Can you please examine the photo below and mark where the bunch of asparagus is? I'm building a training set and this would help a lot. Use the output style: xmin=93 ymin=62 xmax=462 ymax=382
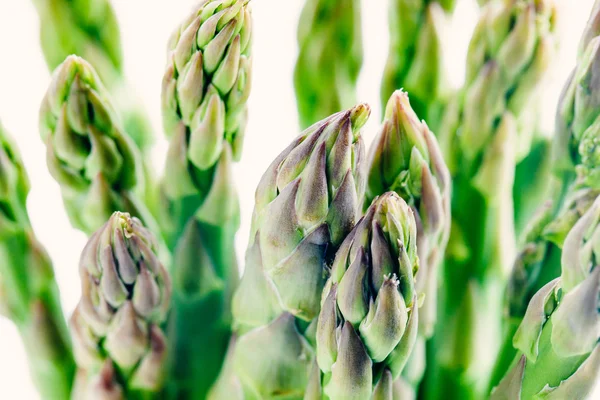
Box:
xmin=1 ymin=0 xmax=599 ymax=399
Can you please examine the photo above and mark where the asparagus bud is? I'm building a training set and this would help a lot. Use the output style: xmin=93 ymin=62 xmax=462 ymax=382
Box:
xmin=71 ymin=212 xmax=171 ymax=397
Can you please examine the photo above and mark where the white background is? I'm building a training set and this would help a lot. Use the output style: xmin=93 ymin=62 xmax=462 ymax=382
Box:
xmin=0 ymin=0 xmax=595 ymax=398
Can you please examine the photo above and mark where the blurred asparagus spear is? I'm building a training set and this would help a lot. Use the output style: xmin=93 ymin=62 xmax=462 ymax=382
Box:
xmin=31 ymin=0 xmax=154 ymax=153
xmin=381 ymin=0 xmax=456 ymax=131
xmin=491 ymin=5 xmax=600 ymax=388
xmin=38 ymin=56 xmax=159 ymax=239
xmin=428 ymin=1 xmax=557 ymax=398
xmin=294 ymin=0 xmax=363 ymax=128
xmin=159 ymin=1 xmax=252 ymax=397
xmin=0 ymin=121 xmax=74 ymax=399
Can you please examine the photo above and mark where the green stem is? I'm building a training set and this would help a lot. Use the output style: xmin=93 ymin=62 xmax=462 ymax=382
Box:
xmin=1 ymin=233 xmax=74 ymax=399
xmin=513 ymin=138 xmax=552 ymax=237
xmin=427 ymin=172 xmax=513 ymax=399
xmin=166 ymin=218 xmax=238 ymax=399
xmin=488 ymin=318 xmax=521 ymax=393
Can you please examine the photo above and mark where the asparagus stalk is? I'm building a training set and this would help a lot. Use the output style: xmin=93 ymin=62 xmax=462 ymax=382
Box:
xmin=491 ymin=205 xmax=600 ymax=399
xmin=492 ymin=6 xmax=600 ymax=388
xmin=513 ymin=136 xmax=553 ymax=236
xmin=70 ymin=212 xmax=171 ymax=399
xmin=31 ymin=0 xmax=154 ymax=153
xmin=209 ymin=105 xmax=368 ymax=398
xmin=316 ymin=192 xmax=420 ymax=399
xmin=159 ymin=1 xmax=252 ymax=397
xmin=0 ymin=122 xmax=75 ymax=399
xmin=38 ymin=56 xmax=157 ymax=238
xmin=365 ymin=90 xmax=451 ymax=393
xmin=428 ymin=1 xmax=557 ymax=398
xmin=294 ymin=0 xmax=363 ymax=128
xmin=381 ymin=0 xmax=456 ymax=131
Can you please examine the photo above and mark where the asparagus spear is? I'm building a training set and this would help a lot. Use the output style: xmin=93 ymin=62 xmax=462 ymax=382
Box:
xmin=31 ymin=0 xmax=153 ymax=153
xmin=492 ymin=6 xmax=600 ymax=387
xmin=381 ymin=0 xmax=456 ymax=131
xmin=70 ymin=212 xmax=171 ymax=399
xmin=294 ymin=0 xmax=363 ymax=128
xmin=316 ymin=192 xmax=420 ymax=399
xmin=38 ymin=56 xmax=157 ymax=238
xmin=365 ymin=90 xmax=451 ymax=393
xmin=553 ymin=36 xmax=600 ymax=194
xmin=491 ymin=204 xmax=600 ymax=399
xmin=209 ymin=105 xmax=368 ymax=398
xmin=159 ymin=1 xmax=252 ymax=397
xmin=428 ymin=1 xmax=557 ymax=398
xmin=0 ymin=122 xmax=75 ymax=399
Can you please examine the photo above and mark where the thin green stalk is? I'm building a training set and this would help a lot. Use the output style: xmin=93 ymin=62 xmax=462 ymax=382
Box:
xmin=0 ymin=122 xmax=74 ymax=399
xmin=513 ymin=137 xmax=553 ymax=236
xmin=294 ymin=0 xmax=362 ymax=128
xmin=381 ymin=0 xmax=456 ymax=131
xmin=159 ymin=1 xmax=252 ymax=397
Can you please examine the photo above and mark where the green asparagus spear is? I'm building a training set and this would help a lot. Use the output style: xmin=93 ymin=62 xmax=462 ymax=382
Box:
xmin=31 ymin=0 xmax=153 ymax=153
xmin=492 ymin=4 xmax=600 ymax=387
xmin=428 ymin=1 xmax=557 ymax=398
xmin=365 ymin=90 xmax=451 ymax=393
xmin=210 ymin=104 xmax=368 ymax=398
xmin=316 ymin=192 xmax=420 ymax=399
xmin=0 ymin=122 xmax=75 ymax=399
xmin=39 ymin=56 xmax=157 ymax=238
xmin=70 ymin=212 xmax=171 ymax=399
xmin=381 ymin=0 xmax=456 ymax=131
xmin=294 ymin=0 xmax=363 ymax=128
xmin=159 ymin=1 xmax=252 ymax=397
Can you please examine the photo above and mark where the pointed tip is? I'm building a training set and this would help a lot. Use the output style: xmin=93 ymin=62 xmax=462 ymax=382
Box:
xmin=349 ymin=103 xmax=371 ymax=131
